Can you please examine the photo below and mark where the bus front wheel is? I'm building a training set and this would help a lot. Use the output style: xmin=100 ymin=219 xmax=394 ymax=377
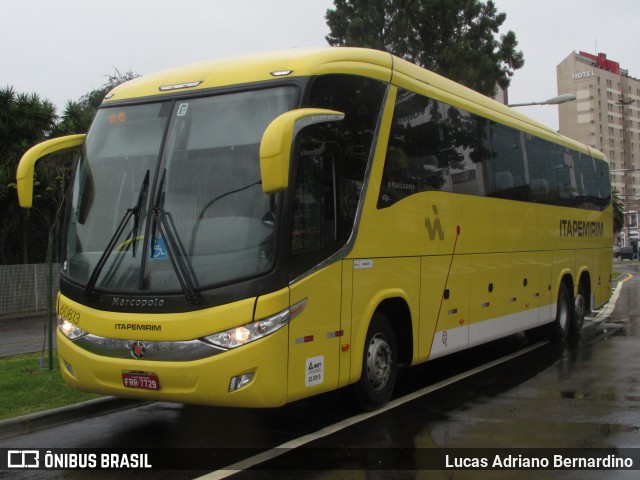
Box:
xmin=354 ymin=313 xmax=398 ymax=411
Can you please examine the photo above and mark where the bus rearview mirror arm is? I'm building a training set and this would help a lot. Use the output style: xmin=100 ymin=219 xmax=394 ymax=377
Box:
xmin=259 ymin=108 xmax=345 ymax=194
xmin=16 ymin=134 xmax=86 ymax=208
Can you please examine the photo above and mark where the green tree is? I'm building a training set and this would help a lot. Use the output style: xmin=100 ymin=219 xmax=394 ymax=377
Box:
xmin=0 ymin=70 xmax=138 ymax=264
xmin=55 ymin=69 xmax=138 ymax=135
xmin=0 ymin=87 xmax=57 ymax=264
xmin=612 ymin=189 xmax=624 ymax=235
xmin=325 ymin=0 xmax=524 ymax=97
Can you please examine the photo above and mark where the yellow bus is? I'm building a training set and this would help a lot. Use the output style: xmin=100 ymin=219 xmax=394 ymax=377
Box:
xmin=17 ymin=48 xmax=612 ymax=410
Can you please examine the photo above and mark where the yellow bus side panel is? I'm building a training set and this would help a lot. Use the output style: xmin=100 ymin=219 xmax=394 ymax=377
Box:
xmin=349 ymin=257 xmax=420 ymax=384
xmin=420 ymin=254 xmax=470 ymax=361
xmin=598 ymin=247 xmax=613 ymax=307
xmin=470 ymin=253 xmax=510 ymax=324
xmin=287 ymin=262 xmax=343 ymax=403
xmin=339 ymin=261 xmax=354 ymax=388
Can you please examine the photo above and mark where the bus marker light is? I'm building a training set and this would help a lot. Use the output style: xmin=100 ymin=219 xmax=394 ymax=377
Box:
xmin=294 ymin=335 xmax=314 ymax=344
xmin=458 ymin=319 xmax=465 ymax=325
xmin=159 ymin=81 xmax=203 ymax=91
xmin=341 ymin=344 xmax=349 ymax=352
xmin=270 ymin=70 xmax=293 ymax=77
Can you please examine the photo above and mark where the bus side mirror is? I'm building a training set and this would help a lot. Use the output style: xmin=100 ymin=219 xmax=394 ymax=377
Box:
xmin=259 ymin=108 xmax=344 ymax=194
xmin=16 ymin=134 xmax=86 ymax=208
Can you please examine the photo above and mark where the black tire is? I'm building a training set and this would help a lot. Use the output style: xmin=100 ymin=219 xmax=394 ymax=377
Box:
xmin=354 ymin=313 xmax=398 ymax=411
xmin=548 ymin=282 xmax=572 ymax=342
xmin=571 ymin=282 xmax=586 ymax=334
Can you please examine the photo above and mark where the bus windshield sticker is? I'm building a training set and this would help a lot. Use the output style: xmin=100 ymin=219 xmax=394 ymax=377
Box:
xmin=150 ymin=236 xmax=168 ymax=260
xmin=177 ymin=103 xmax=189 ymax=117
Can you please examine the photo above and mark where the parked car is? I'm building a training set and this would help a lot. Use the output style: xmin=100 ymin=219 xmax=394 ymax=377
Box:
xmin=613 ymin=245 xmax=634 ymax=261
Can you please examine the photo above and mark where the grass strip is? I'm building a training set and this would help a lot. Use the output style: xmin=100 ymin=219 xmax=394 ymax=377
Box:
xmin=0 ymin=350 xmax=100 ymax=420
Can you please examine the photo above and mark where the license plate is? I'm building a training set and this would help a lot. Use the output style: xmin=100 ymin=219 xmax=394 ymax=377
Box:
xmin=122 ymin=372 xmax=160 ymax=390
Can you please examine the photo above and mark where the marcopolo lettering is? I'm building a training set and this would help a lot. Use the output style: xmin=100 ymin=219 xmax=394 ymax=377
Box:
xmin=112 ymin=297 xmax=165 ymax=308
xmin=560 ymin=219 xmax=604 ymax=237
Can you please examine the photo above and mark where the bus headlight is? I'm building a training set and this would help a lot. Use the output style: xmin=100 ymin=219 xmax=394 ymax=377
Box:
xmin=204 ymin=298 xmax=307 ymax=349
xmin=57 ymin=315 xmax=88 ymax=340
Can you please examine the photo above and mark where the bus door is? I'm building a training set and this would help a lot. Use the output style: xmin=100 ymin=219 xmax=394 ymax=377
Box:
xmin=284 ymin=136 xmax=348 ymax=403
xmin=287 ymin=263 xmax=343 ymax=403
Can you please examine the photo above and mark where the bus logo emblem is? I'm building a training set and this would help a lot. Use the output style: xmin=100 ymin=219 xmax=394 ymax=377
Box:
xmin=425 ymin=205 xmax=444 ymax=241
xmin=130 ymin=341 xmax=146 ymax=359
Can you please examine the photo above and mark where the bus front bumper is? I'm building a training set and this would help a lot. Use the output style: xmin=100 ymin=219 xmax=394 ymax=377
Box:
xmin=56 ymin=326 xmax=289 ymax=408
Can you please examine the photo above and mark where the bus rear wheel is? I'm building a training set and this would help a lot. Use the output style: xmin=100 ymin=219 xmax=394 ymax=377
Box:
xmin=549 ymin=282 xmax=572 ymax=342
xmin=571 ymin=283 xmax=587 ymax=334
xmin=354 ymin=313 xmax=398 ymax=411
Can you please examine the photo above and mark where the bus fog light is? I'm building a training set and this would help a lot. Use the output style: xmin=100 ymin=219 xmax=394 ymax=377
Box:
xmin=64 ymin=359 xmax=76 ymax=377
xmin=229 ymin=372 xmax=254 ymax=392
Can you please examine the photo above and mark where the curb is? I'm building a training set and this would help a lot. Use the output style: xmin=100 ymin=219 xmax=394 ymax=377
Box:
xmin=0 ymin=396 xmax=147 ymax=441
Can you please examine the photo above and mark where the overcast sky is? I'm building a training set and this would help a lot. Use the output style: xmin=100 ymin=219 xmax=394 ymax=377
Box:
xmin=3 ymin=1 xmax=639 ymax=131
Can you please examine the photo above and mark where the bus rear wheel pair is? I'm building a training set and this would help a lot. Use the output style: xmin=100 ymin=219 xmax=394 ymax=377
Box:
xmin=548 ymin=281 xmax=587 ymax=342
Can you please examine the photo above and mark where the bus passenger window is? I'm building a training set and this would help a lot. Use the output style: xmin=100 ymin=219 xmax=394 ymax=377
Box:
xmin=444 ymin=106 xmax=490 ymax=197
xmin=378 ymin=90 xmax=449 ymax=208
xmin=487 ymin=122 xmax=528 ymax=200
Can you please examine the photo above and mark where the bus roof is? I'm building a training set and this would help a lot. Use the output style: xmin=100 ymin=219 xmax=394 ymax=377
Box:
xmin=103 ymin=48 xmax=393 ymax=102
xmin=103 ymin=47 xmax=605 ymax=160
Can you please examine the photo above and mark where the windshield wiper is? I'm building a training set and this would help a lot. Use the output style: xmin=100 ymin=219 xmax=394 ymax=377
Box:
xmin=129 ymin=170 xmax=150 ymax=257
xmin=150 ymin=169 xmax=202 ymax=305
xmin=83 ymin=171 xmax=150 ymax=300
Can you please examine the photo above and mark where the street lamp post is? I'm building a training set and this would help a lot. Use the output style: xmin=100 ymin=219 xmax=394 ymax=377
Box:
xmin=508 ymin=94 xmax=576 ymax=108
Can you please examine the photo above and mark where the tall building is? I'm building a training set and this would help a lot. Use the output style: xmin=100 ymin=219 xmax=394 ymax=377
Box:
xmin=557 ymin=51 xmax=640 ymax=246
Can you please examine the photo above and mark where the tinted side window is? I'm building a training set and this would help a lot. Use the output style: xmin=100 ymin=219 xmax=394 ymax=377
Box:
xmin=525 ymin=134 xmax=559 ymax=204
xmin=443 ymin=105 xmax=490 ymax=196
xmin=379 ymin=90 xmax=450 ymax=208
xmin=377 ymin=88 xmax=611 ymax=211
xmin=379 ymin=89 xmax=492 ymax=208
xmin=488 ymin=122 xmax=528 ymax=200
xmin=288 ymin=75 xmax=386 ymax=278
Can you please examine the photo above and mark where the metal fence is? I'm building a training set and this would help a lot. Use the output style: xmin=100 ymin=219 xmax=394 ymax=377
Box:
xmin=0 ymin=264 xmax=60 ymax=316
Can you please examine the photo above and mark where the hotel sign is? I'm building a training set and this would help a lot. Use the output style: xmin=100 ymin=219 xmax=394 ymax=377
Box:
xmin=573 ymin=70 xmax=597 ymax=80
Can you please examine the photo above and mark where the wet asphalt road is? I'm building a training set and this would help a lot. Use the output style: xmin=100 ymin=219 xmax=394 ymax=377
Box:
xmin=2 ymin=263 xmax=640 ymax=479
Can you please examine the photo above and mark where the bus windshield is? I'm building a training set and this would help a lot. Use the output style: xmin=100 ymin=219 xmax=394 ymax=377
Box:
xmin=64 ymin=86 xmax=296 ymax=295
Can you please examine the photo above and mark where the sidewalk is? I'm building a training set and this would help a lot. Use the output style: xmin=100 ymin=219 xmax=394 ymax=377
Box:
xmin=0 ymin=311 xmax=57 ymax=358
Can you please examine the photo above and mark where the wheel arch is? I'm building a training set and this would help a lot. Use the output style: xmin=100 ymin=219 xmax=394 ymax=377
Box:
xmin=576 ymin=269 xmax=592 ymax=311
xmin=350 ymin=290 xmax=415 ymax=384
